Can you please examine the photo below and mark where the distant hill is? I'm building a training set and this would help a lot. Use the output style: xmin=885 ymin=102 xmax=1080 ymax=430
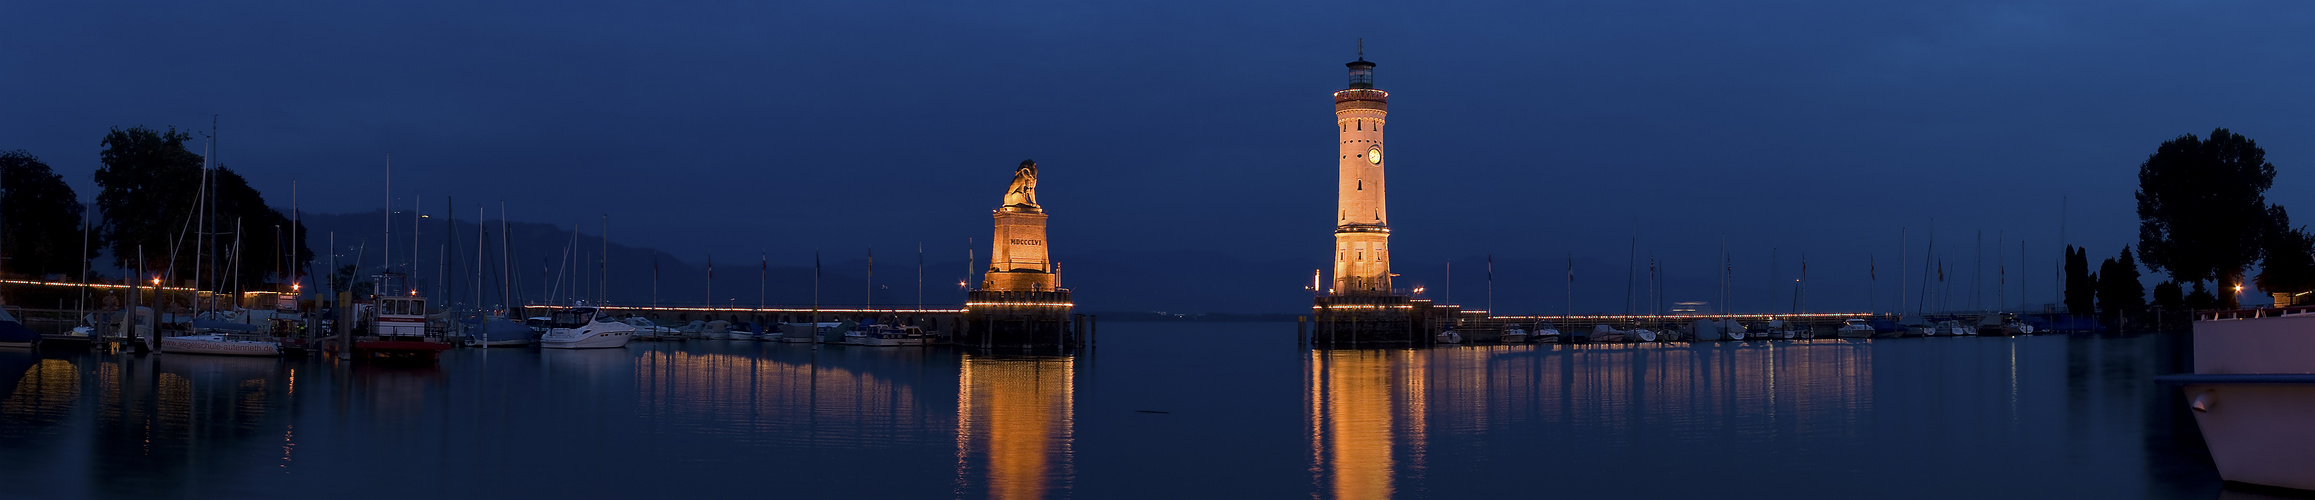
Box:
xmin=290 ymin=211 xmax=1806 ymax=315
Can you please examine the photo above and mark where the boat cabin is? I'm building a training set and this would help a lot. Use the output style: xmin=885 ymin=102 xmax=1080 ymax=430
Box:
xmin=549 ymin=307 xmax=603 ymax=329
xmin=367 ymin=296 xmax=430 ymax=338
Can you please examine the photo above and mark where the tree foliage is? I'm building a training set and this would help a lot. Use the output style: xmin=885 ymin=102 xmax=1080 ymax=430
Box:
xmin=210 ymin=167 xmax=312 ymax=288
xmin=2252 ymin=205 xmax=2315 ymax=299
xmin=0 ymin=150 xmax=94 ymax=278
xmin=2096 ymin=246 xmax=2144 ymax=316
xmin=94 ymin=126 xmax=311 ymax=289
xmin=2136 ymin=128 xmax=2274 ymax=308
xmin=2185 ymin=282 xmax=2218 ymax=310
xmin=95 ymin=127 xmax=205 ymax=275
xmin=2152 ymin=281 xmax=2184 ymax=310
xmin=2064 ymin=245 xmax=2096 ymax=315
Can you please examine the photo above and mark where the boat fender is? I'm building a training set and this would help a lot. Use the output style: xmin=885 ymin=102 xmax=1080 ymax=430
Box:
xmin=2190 ymin=391 xmax=2215 ymax=413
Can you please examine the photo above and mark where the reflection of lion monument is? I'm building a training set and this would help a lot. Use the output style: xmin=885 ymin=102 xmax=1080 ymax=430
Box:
xmin=1003 ymin=159 xmax=1038 ymax=209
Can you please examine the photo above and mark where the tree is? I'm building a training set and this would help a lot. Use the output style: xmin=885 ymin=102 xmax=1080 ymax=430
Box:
xmin=2096 ymin=246 xmax=2145 ymax=318
xmin=94 ymin=126 xmax=205 ymax=277
xmin=2137 ymin=128 xmax=2276 ymax=309
xmin=2153 ymin=281 xmax=2184 ymax=310
xmin=2253 ymin=205 xmax=2315 ymax=304
xmin=2185 ymin=282 xmax=2218 ymax=310
xmin=210 ymin=167 xmax=312 ymax=289
xmin=331 ymin=264 xmax=373 ymax=299
xmin=0 ymin=150 xmax=94 ymax=278
xmin=2064 ymin=245 xmax=2096 ymax=315
xmin=93 ymin=127 xmax=311 ymax=291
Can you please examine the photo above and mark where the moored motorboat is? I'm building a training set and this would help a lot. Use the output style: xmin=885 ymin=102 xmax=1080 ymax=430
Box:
xmin=1501 ymin=327 xmax=1529 ymax=344
xmin=350 ymin=295 xmax=454 ymax=361
xmin=1434 ymin=329 xmax=1463 ymax=344
xmin=1533 ymin=322 xmax=1562 ymax=344
xmin=1589 ymin=324 xmax=1628 ymax=343
xmin=700 ymin=320 xmax=732 ymax=340
xmin=540 ymin=306 xmax=636 ymax=349
xmin=1837 ymin=319 xmax=1874 ymax=339
xmin=159 ymin=332 xmax=283 ymax=356
xmin=2157 ymin=306 xmax=2315 ymax=491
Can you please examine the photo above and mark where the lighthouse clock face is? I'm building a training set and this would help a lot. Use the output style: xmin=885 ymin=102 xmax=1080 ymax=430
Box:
xmin=1366 ymin=147 xmax=1382 ymax=164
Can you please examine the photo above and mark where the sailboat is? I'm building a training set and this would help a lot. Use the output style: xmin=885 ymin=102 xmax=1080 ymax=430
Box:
xmin=0 ymin=308 xmax=39 ymax=348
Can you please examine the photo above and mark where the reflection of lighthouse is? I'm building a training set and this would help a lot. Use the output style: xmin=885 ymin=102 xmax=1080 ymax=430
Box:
xmin=955 ymin=355 xmax=1075 ymax=499
xmin=1307 ymin=349 xmax=1426 ymax=499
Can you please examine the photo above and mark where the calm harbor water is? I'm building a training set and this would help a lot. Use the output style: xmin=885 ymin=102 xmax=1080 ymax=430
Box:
xmin=0 ymin=323 xmax=2256 ymax=499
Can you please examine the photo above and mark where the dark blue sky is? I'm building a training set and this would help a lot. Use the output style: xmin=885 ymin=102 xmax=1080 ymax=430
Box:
xmin=6 ymin=1 xmax=2313 ymax=313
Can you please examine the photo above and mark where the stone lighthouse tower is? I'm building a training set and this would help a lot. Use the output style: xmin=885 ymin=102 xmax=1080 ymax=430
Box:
xmin=1331 ymin=55 xmax=1392 ymax=296
xmin=1311 ymin=48 xmax=1436 ymax=348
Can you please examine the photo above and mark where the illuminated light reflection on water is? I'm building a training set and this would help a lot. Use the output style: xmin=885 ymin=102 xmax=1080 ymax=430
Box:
xmin=0 ymin=323 xmax=2243 ymax=499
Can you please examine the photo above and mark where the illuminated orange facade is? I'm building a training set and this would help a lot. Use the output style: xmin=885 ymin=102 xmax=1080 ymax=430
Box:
xmin=985 ymin=159 xmax=1056 ymax=292
xmin=1332 ymin=57 xmax=1392 ymax=296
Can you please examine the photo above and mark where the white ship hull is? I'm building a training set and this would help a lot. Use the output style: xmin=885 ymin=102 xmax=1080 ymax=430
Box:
xmin=2165 ymin=309 xmax=2315 ymax=492
xmin=160 ymin=334 xmax=281 ymax=356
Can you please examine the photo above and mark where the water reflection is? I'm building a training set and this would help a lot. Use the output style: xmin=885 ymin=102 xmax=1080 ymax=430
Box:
xmin=1306 ymin=340 xmax=1875 ymax=499
xmin=0 ymin=327 xmax=2231 ymax=499
xmin=1306 ymin=349 xmax=1424 ymax=499
xmin=629 ymin=344 xmax=948 ymax=449
xmin=955 ymin=354 xmax=1075 ymax=500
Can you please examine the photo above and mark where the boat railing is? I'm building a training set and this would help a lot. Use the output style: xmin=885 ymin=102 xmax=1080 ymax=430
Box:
xmin=2199 ymin=304 xmax=2315 ymax=321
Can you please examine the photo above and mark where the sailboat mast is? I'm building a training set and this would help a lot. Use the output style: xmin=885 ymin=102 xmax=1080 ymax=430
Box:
xmin=382 ymin=153 xmax=391 ymax=300
xmin=412 ymin=194 xmax=421 ymax=296
xmin=477 ymin=204 xmax=485 ymax=314
xmin=500 ymin=202 xmax=511 ymax=310
xmin=592 ymin=212 xmax=601 ymax=303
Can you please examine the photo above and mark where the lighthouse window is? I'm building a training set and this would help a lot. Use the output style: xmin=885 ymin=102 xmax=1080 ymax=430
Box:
xmin=1357 ymin=120 xmax=1362 ymax=131
xmin=1357 ymin=179 xmax=1363 ymax=190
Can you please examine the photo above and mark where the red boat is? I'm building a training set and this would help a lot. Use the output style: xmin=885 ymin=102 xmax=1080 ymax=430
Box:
xmin=349 ymin=294 xmax=453 ymax=362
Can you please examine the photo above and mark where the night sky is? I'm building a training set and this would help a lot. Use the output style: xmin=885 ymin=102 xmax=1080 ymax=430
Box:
xmin=6 ymin=1 xmax=2313 ymax=313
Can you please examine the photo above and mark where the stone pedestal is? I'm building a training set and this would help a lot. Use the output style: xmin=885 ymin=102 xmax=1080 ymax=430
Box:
xmin=1311 ymin=295 xmax=1451 ymax=347
xmin=965 ymin=202 xmax=1072 ymax=349
xmin=961 ymin=290 xmax=1075 ymax=349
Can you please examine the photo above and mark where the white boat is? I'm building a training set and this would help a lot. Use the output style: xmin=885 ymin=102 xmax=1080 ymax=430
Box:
xmin=1837 ymin=319 xmax=1873 ymax=338
xmin=1533 ymin=322 xmax=1562 ymax=344
xmin=540 ymin=306 xmax=636 ymax=349
xmin=623 ymin=317 xmax=680 ymax=341
xmin=1434 ymin=329 xmax=1463 ymax=344
xmin=1726 ymin=322 xmax=1749 ymax=340
xmin=850 ymin=325 xmax=922 ymax=346
xmin=159 ymin=333 xmax=282 ymax=356
xmin=1634 ymin=328 xmax=1658 ymax=342
xmin=1590 ymin=324 xmax=1628 ymax=343
xmin=2158 ymin=307 xmax=2315 ymax=491
xmin=700 ymin=320 xmax=732 ymax=340
xmin=780 ymin=322 xmax=839 ymax=343
xmin=1501 ymin=327 xmax=1529 ymax=344
xmin=677 ymin=320 xmax=706 ymax=339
